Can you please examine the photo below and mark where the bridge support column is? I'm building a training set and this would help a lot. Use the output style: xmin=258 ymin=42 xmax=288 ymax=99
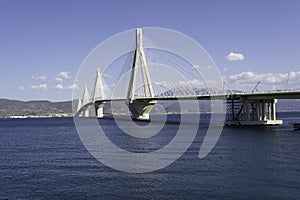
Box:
xmin=95 ymin=101 xmax=106 ymax=118
xmin=268 ymin=102 xmax=272 ymax=119
xmin=271 ymin=99 xmax=277 ymax=120
xmin=129 ymin=100 xmax=156 ymax=121
xmin=257 ymin=101 xmax=260 ymax=120
xmin=226 ymin=97 xmax=282 ymax=126
xmin=261 ymin=101 xmax=266 ymax=121
xmin=83 ymin=109 xmax=90 ymax=117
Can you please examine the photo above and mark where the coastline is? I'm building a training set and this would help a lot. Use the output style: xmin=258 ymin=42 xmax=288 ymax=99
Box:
xmin=1 ymin=113 xmax=73 ymax=119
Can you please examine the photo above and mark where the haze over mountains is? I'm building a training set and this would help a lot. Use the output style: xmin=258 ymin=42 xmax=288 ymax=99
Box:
xmin=0 ymin=98 xmax=299 ymax=118
xmin=0 ymin=99 xmax=72 ymax=117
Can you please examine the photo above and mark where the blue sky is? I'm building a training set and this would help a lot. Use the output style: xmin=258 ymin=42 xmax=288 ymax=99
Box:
xmin=0 ymin=0 xmax=299 ymax=101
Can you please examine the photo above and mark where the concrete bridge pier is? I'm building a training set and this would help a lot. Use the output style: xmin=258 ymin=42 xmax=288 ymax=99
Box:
xmin=226 ymin=97 xmax=282 ymax=126
xmin=252 ymin=99 xmax=277 ymax=122
xmin=95 ymin=101 xmax=106 ymax=118
xmin=128 ymin=100 xmax=157 ymax=121
xmin=83 ymin=109 xmax=90 ymax=117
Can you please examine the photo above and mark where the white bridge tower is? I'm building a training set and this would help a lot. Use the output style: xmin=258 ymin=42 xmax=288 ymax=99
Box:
xmin=126 ymin=28 xmax=156 ymax=121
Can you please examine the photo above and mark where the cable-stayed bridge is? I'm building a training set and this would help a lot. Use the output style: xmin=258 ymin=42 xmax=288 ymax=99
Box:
xmin=74 ymin=28 xmax=300 ymax=126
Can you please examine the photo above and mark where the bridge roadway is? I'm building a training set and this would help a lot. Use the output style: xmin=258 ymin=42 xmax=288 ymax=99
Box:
xmin=76 ymin=90 xmax=300 ymax=121
xmin=90 ymin=89 xmax=300 ymax=102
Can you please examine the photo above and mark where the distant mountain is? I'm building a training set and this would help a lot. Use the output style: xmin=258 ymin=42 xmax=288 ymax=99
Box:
xmin=0 ymin=98 xmax=299 ymax=118
xmin=0 ymin=99 xmax=72 ymax=117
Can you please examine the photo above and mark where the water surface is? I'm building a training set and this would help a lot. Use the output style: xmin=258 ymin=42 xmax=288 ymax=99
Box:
xmin=0 ymin=113 xmax=299 ymax=199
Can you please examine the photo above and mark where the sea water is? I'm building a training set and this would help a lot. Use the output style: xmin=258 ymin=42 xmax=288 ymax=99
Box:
xmin=0 ymin=113 xmax=299 ymax=199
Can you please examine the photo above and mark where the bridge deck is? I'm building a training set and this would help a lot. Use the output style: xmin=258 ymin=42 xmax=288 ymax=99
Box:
xmin=92 ymin=90 xmax=300 ymax=103
xmin=76 ymin=90 xmax=300 ymax=125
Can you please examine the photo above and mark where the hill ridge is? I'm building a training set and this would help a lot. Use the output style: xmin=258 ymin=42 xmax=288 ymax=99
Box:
xmin=0 ymin=99 xmax=299 ymax=117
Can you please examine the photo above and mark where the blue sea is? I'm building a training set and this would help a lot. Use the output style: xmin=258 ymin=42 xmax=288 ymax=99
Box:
xmin=0 ymin=113 xmax=300 ymax=199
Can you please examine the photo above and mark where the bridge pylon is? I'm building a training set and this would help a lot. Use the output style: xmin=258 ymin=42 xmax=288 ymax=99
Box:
xmin=76 ymin=96 xmax=83 ymax=117
xmin=127 ymin=28 xmax=156 ymax=121
xmin=93 ymin=68 xmax=106 ymax=118
xmin=74 ymin=85 xmax=90 ymax=117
